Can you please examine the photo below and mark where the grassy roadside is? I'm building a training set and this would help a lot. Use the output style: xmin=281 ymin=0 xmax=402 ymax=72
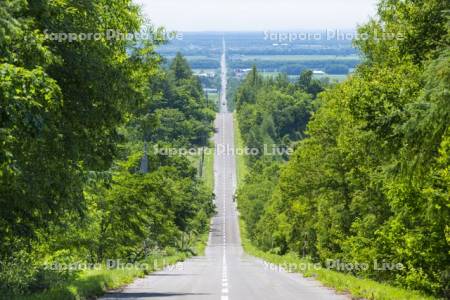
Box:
xmin=194 ymin=229 xmax=210 ymax=257
xmin=13 ymin=235 xmax=210 ymax=300
xmin=233 ymin=114 xmax=435 ymax=300
xmin=11 ymin=252 xmax=187 ymax=300
xmin=239 ymin=218 xmax=435 ymax=300
xmin=189 ymin=144 xmax=214 ymax=192
xmin=233 ymin=114 xmax=248 ymax=187
xmin=203 ymin=145 xmax=215 ymax=192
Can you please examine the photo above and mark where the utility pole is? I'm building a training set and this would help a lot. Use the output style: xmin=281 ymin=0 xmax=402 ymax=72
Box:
xmin=302 ymin=232 xmax=308 ymax=258
xmin=140 ymin=141 xmax=149 ymax=174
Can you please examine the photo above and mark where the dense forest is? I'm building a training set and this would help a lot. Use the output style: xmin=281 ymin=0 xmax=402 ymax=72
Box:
xmin=235 ymin=68 xmax=324 ymax=240
xmin=0 ymin=1 xmax=214 ymax=296
xmin=236 ymin=0 xmax=449 ymax=297
xmin=1 ymin=0 xmax=449 ymax=298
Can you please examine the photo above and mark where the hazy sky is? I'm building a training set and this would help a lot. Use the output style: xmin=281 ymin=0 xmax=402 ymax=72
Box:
xmin=134 ymin=0 xmax=378 ymax=31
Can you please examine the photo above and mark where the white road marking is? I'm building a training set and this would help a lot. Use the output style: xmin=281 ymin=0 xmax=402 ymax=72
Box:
xmin=219 ymin=40 xmax=231 ymax=300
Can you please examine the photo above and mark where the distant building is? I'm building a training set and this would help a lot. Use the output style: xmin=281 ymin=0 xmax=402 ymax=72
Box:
xmin=312 ymin=70 xmax=325 ymax=75
xmin=194 ymin=70 xmax=216 ymax=78
xmin=234 ymin=68 xmax=252 ymax=78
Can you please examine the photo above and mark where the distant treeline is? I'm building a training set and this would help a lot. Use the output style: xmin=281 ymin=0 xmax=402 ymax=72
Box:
xmin=165 ymin=58 xmax=358 ymax=75
xmin=229 ymin=60 xmax=358 ymax=75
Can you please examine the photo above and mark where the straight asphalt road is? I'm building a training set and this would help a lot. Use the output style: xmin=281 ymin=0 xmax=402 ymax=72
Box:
xmin=101 ymin=39 xmax=348 ymax=300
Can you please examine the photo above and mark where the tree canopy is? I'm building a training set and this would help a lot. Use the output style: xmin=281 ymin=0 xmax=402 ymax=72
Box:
xmin=0 ymin=0 xmax=215 ymax=295
xmin=236 ymin=0 xmax=449 ymax=296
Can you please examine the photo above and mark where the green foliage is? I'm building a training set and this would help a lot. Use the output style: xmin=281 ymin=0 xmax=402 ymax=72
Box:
xmin=0 ymin=1 xmax=214 ymax=297
xmin=238 ymin=162 xmax=280 ymax=240
xmin=78 ymin=155 xmax=213 ymax=262
xmin=10 ymin=252 xmax=188 ymax=300
xmin=0 ymin=64 xmax=70 ymax=252
xmin=297 ymin=69 xmax=324 ymax=96
xmin=239 ymin=219 xmax=436 ymax=300
xmin=1 ymin=0 xmax=157 ymax=253
xmin=140 ymin=57 xmax=215 ymax=148
xmin=355 ymin=0 xmax=449 ymax=65
xmin=234 ymin=67 xmax=323 ymax=255
xmin=171 ymin=53 xmax=193 ymax=81
xmin=238 ymin=0 xmax=449 ymax=296
xmin=235 ymin=70 xmax=314 ymax=164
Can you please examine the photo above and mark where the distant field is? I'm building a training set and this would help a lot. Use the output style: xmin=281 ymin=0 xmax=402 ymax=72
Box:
xmin=260 ymin=72 xmax=349 ymax=82
xmin=228 ymin=54 xmax=360 ymax=76
xmin=231 ymin=54 xmax=360 ymax=61
xmin=313 ymin=74 xmax=348 ymax=81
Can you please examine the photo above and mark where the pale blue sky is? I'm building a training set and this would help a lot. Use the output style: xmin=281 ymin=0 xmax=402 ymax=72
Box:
xmin=134 ymin=0 xmax=378 ymax=31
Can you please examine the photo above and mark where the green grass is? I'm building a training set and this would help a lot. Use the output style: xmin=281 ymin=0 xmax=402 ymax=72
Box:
xmin=238 ymin=218 xmax=435 ymax=300
xmin=206 ymin=92 xmax=219 ymax=111
xmin=12 ymin=253 xmax=188 ymax=300
xmin=187 ymin=146 xmax=213 ymax=185
xmin=13 ymin=233 xmax=212 ymax=300
xmin=203 ymin=146 xmax=214 ymax=192
xmin=233 ymin=113 xmax=248 ymax=187
xmin=194 ymin=230 xmax=210 ymax=257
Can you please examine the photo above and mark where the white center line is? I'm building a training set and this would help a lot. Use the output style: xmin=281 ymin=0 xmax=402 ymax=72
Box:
xmin=219 ymin=42 xmax=230 ymax=300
